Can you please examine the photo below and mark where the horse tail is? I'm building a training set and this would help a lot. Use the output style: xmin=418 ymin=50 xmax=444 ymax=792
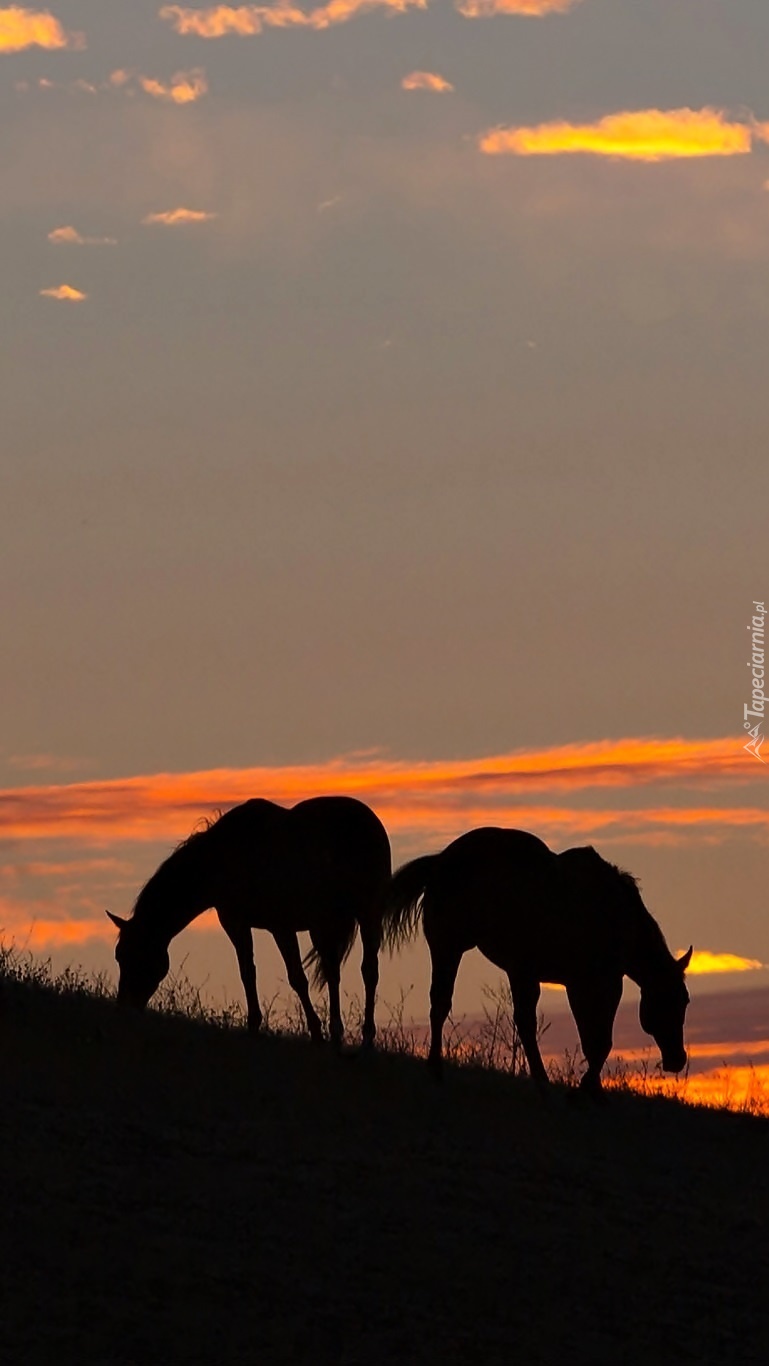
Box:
xmin=303 ymin=919 xmax=358 ymax=990
xmin=382 ymin=854 xmax=438 ymax=952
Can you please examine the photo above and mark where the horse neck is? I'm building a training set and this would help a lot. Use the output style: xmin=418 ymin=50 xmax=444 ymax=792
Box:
xmin=624 ymin=912 xmax=674 ymax=989
xmin=133 ymin=870 xmax=210 ymax=946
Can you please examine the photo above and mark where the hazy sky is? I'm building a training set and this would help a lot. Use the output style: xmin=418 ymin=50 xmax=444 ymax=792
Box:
xmin=2 ymin=2 xmax=768 ymax=1072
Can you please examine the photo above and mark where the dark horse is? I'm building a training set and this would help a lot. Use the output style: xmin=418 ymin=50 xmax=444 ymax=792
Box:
xmin=107 ymin=796 xmax=391 ymax=1047
xmin=383 ymin=827 xmax=692 ymax=1094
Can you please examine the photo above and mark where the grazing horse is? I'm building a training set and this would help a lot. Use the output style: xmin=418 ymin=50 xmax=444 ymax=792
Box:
xmin=383 ymin=827 xmax=692 ymax=1094
xmin=106 ymin=796 xmax=391 ymax=1047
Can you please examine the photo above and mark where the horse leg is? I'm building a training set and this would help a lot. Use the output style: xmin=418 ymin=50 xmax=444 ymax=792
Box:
xmin=427 ymin=946 xmax=463 ymax=1079
xmin=359 ymin=915 xmax=382 ymax=1049
xmin=566 ymin=975 xmax=623 ymax=1099
xmin=217 ymin=913 xmax=262 ymax=1034
xmin=308 ymin=928 xmax=344 ymax=1051
xmin=508 ymin=976 xmax=550 ymax=1091
xmin=273 ymin=929 xmax=325 ymax=1044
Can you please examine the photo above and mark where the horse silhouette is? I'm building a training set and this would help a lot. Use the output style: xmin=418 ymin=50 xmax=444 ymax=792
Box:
xmin=106 ymin=796 xmax=391 ymax=1047
xmin=383 ymin=827 xmax=691 ymax=1094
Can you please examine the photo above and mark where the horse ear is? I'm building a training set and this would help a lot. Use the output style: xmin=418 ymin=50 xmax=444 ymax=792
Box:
xmin=678 ymin=945 xmax=693 ymax=971
xmin=105 ymin=910 xmax=129 ymax=929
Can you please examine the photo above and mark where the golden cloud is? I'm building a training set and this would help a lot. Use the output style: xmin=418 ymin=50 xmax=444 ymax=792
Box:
xmin=159 ymin=0 xmax=426 ymax=38
xmin=480 ymin=108 xmax=754 ymax=161
xmin=39 ymin=284 xmax=87 ymax=301
xmin=680 ymin=950 xmax=765 ymax=976
xmin=138 ymin=68 xmax=208 ymax=103
xmin=142 ymin=207 xmax=218 ymax=225
xmin=401 ymin=71 xmax=454 ymax=93
xmin=458 ymin=0 xmax=580 ymax=14
xmin=48 ymin=226 xmax=116 ymax=246
xmin=0 ymin=5 xmax=83 ymax=51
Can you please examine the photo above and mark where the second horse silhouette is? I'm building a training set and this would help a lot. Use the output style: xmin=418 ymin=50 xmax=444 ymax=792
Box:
xmin=384 ymin=827 xmax=691 ymax=1095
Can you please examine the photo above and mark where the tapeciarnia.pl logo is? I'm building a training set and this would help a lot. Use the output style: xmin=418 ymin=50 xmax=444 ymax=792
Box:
xmin=743 ymin=600 xmax=766 ymax=762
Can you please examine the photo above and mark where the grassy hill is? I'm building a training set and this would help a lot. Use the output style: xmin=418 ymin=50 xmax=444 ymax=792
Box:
xmin=2 ymin=953 xmax=768 ymax=1366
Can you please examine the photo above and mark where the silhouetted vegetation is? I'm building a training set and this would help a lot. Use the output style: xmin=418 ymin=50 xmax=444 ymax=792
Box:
xmin=2 ymin=944 xmax=768 ymax=1365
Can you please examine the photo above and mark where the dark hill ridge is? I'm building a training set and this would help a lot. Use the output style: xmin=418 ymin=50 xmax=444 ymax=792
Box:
xmin=1 ymin=966 xmax=767 ymax=1366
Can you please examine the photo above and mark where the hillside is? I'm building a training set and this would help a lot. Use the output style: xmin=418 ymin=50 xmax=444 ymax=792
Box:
xmin=2 ymin=962 xmax=768 ymax=1366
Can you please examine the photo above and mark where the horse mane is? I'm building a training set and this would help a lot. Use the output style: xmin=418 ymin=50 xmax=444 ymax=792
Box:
xmin=559 ymin=845 xmax=671 ymax=959
xmin=130 ymin=799 xmax=286 ymax=928
xmin=130 ymin=812 xmax=224 ymax=924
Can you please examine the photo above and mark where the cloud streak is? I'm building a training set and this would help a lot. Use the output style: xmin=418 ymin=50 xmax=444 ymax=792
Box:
xmin=39 ymin=284 xmax=87 ymax=301
xmin=458 ymin=0 xmax=582 ymax=15
xmin=142 ymin=208 xmax=218 ymax=226
xmin=0 ymin=5 xmax=83 ymax=52
xmin=159 ymin=0 xmax=425 ymax=37
xmin=401 ymin=71 xmax=454 ymax=93
xmin=480 ymin=108 xmax=754 ymax=161
xmin=48 ymin=226 xmax=116 ymax=246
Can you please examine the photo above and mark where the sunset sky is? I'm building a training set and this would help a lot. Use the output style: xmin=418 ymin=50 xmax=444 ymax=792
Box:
xmin=2 ymin=2 xmax=767 ymax=1098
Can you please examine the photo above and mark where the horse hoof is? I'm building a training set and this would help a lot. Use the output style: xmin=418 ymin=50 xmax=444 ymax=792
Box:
xmin=568 ymin=1083 xmax=607 ymax=1107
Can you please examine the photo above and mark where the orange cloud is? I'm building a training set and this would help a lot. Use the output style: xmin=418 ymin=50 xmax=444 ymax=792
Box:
xmin=480 ymin=108 xmax=754 ymax=161
xmin=48 ymin=226 xmax=116 ymax=246
xmin=159 ymin=0 xmax=425 ymax=37
xmin=458 ymin=0 xmax=580 ymax=14
xmin=1 ymin=858 xmax=132 ymax=880
xmin=0 ymin=5 xmax=83 ymax=51
xmin=401 ymin=71 xmax=454 ymax=93
xmin=7 ymin=919 xmax=111 ymax=947
xmin=142 ymin=208 xmax=217 ymax=226
xmin=137 ymin=68 xmax=208 ymax=103
xmin=39 ymin=284 xmax=87 ymax=301
xmin=0 ymin=737 xmax=767 ymax=849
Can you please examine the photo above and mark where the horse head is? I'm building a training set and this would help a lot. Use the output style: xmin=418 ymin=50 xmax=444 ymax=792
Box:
xmin=638 ymin=946 xmax=692 ymax=1073
xmin=106 ymin=911 xmax=170 ymax=1009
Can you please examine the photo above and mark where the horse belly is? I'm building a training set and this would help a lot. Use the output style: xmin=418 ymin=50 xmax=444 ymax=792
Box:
xmin=475 ymin=905 xmax=583 ymax=985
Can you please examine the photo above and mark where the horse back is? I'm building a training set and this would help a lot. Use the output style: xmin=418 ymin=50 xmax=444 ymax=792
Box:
xmin=291 ymin=796 xmax=392 ymax=892
xmin=426 ymin=827 xmax=609 ymax=981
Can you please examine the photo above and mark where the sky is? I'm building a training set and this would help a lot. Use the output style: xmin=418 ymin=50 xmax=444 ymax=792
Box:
xmin=1 ymin=2 xmax=768 ymax=1101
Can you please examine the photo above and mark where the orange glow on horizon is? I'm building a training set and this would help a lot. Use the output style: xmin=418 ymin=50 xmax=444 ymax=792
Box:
xmin=480 ymin=108 xmax=754 ymax=160
xmin=609 ymin=1064 xmax=769 ymax=1117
